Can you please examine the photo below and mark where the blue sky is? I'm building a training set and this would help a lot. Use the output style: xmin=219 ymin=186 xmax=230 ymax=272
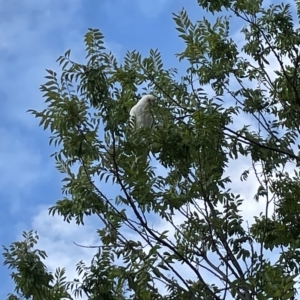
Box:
xmin=0 ymin=0 xmax=298 ymax=298
xmin=0 ymin=1 xmax=203 ymax=296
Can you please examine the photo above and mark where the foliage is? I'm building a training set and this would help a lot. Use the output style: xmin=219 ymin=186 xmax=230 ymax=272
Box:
xmin=4 ymin=0 xmax=300 ymax=299
xmin=3 ymin=231 xmax=70 ymax=300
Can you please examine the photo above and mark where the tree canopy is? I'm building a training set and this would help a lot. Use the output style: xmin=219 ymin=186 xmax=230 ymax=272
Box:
xmin=4 ymin=0 xmax=300 ymax=299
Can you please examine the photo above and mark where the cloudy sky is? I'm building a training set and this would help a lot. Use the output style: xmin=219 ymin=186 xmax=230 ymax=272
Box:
xmin=0 ymin=0 xmax=297 ymax=298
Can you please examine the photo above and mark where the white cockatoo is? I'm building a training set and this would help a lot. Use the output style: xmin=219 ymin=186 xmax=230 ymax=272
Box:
xmin=129 ymin=95 xmax=156 ymax=129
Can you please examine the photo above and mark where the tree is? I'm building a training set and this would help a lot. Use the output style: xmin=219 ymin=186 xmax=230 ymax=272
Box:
xmin=2 ymin=231 xmax=70 ymax=300
xmin=4 ymin=0 xmax=300 ymax=298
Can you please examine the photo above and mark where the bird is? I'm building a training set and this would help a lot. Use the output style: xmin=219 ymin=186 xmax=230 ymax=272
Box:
xmin=129 ymin=95 xmax=156 ymax=129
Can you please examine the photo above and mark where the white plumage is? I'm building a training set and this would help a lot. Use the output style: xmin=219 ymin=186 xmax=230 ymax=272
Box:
xmin=129 ymin=95 xmax=156 ymax=129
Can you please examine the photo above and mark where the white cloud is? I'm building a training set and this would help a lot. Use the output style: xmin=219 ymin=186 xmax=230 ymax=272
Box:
xmin=101 ymin=0 xmax=172 ymax=19
xmin=0 ymin=0 xmax=84 ymax=127
xmin=134 ymin=0 xmax=172 ymax=17
xmin=0 ymin=0 xmax=87 ymax=216
xmin=0 ymin=0 xmax=81 ymax=52
xmin=0 ymin=126 xmax=51 ymax=212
